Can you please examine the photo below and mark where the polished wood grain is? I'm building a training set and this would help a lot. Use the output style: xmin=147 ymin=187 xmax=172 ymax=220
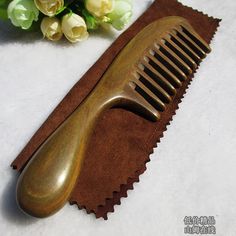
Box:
xmin=17 ymin=16 xmax=211 ymax=218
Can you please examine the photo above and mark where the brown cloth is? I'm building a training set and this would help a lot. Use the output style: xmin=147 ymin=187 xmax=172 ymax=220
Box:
xmin=11 ymin=0 xmax=220 ymax=219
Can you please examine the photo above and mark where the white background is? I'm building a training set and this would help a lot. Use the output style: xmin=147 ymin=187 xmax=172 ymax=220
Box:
xmin=0 ymin=0 xmax=236 ymax=235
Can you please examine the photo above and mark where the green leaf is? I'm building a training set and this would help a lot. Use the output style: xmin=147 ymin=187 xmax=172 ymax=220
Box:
xmin=0 ymin=0 xmax=11 ymax=6
xmin=0 ymin=0 xmax=10 ymax=20
xmin=0 ymin=8 xmax=8 ymax=20
xmin=55 ymin=6 xmax=67 ymax=15
xmin=82 ymin=8 xmax=99 ymax=30
xmin=0 ymin=0 xmax=11 ymax=8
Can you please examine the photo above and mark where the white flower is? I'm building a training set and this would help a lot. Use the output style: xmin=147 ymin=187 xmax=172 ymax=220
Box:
xmin=7 ymin=0 xmax=39 ymax=30
xmin=108 ymin=0 xmax=132 ymax=30
xmin=85 ymin=0 xmax=114 ymax=18
xmin=41 ymin=17 xmax=63 ymax=41
xmin=62 ymin=13 xmax=89 ymax=43
xmin=34 ymin=0 xmax=64 ymax=17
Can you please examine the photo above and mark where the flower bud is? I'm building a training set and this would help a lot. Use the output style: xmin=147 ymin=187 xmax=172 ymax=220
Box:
xmin=108 ymin=0 xmax=132 ymax=30
xmin=41 ymin=17 xmax=62 ymax=41
xmin=85 ymin=0 xmax=114 ymax=18
xmin=7 ymin=0 xmax=39 ymax=30
xmin=62 ymin=13 xmax=89 ymax=43
xmin=34 ymin=0 xmax=64 ymax=17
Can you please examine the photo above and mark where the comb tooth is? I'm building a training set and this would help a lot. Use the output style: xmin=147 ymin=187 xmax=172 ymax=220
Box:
xmin=141 ymin=60 xmax=176 ymax=96
xmin=180 ymin=25 xmax=211 ymax=53
xmin=137 ymin=67 xmax=172 ymax=103
xmin=147 ymin=54 xmax=182 ymax=88
xmin=170 ymin=31 xmax=202 ymax=62
xmin=175 ymin=27 xmax=207 ymax=58
xmin=151 ymin=46 xmax=187 ymax=81
xmin=164 ymin=37 xmax=198 ymax=70
xmin=127 ymin=81 xmax=161 ymax=121
xmin=132 ymin=76 xmax=166 ymax=112
xmin=159 ymin=41 xmax=192 ymax=75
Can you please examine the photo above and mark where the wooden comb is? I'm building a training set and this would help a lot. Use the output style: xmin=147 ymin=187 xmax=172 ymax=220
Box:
xmin=17 ymin=16 xmax=211 ymax=218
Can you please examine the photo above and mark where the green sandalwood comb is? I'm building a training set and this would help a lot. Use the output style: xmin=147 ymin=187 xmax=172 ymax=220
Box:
xmin=17 ymin=16 xmax=211 ymax=218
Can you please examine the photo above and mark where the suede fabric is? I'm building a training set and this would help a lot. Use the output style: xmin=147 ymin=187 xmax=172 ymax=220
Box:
xmin=11 ymin=0 xmax=220 ymax=219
